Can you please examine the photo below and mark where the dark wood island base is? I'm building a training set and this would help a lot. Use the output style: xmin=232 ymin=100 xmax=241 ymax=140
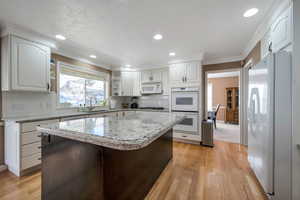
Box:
xmin=41 ymin=129 xmax=173 ymax=200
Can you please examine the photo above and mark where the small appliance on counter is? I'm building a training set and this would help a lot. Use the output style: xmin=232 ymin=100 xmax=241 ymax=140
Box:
xmin=130 ymin=97 xmax=139 ymax=109
xmin=121 ymin=103 xmax=129 ymax=109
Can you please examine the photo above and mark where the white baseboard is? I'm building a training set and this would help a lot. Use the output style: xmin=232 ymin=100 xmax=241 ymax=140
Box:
xmin=0 ymin=165 xmax=7 ymax=173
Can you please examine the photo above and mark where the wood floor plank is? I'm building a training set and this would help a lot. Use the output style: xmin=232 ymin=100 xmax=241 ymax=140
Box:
xmin=0 ymin=141 xmax=267 ymax=200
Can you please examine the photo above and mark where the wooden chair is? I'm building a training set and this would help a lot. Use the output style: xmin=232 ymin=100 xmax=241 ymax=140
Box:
xmin=208 ymin=104 xmax=221 ymax=128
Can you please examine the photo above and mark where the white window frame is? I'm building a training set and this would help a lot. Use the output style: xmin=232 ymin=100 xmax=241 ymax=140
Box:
xmin=56 ymin=61 xmax=110 ymax=109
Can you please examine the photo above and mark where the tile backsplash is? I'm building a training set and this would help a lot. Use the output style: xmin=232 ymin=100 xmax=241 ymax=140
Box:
xmin=110 ymin=95 xmax=169 ymax=109
xmin=2 ymin=91 xmax=80 ymax=119
xmin=137 ymin=95 xmax=169 ymax=108
xmin=2 ymin=91 xmax=170 ymax=119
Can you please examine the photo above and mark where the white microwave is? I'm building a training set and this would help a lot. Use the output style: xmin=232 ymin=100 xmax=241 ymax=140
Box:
xmin=141 ymin=83 xmax=162 ymax=94
xmin=171 ymin=87 xmax=199 ymax=112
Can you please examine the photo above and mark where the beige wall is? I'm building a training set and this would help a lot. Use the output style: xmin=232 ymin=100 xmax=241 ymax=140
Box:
xmin=208 ymin=76 xmax=239 ymax=121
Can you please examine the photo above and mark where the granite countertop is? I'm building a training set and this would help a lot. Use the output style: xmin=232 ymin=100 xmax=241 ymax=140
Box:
xmin=2 ymin=108 xmax=169 ymax=123
xmin=37 ymin=112 xmax=183 ymax=151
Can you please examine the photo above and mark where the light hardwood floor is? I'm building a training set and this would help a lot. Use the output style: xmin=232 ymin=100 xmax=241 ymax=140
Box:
xmin=0 ymin=141 xmax=267 ymax=200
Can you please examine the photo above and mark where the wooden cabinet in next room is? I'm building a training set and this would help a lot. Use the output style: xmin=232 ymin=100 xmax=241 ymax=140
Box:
xmin=225 ymin=87 xmax=239 ymax=124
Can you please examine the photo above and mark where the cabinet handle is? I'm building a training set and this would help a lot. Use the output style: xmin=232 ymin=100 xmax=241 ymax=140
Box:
xmin=182 ymin=77 xmax=184 ymax=82
xmin=184 ymin=77 xmax=187 ymax=82
xmin=268 ymin=42 xmax=273 ymax=52
xmin=47 ymin=83 xmax=50 ymax=91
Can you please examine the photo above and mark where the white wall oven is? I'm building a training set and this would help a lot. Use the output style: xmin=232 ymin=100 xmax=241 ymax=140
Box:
xmin=173 ymin=112 xmax=199 ymax=134
xmin=171 ymin=87 xmax=199 ymax=112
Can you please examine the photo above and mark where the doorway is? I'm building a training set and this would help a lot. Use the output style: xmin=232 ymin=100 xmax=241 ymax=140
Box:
xmin=205 ymin=70 xmax=241 ymax=144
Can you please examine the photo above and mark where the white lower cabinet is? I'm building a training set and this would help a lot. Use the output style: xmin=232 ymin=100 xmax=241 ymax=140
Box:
xmin=5 ymin=119 xmax=59 ymax=176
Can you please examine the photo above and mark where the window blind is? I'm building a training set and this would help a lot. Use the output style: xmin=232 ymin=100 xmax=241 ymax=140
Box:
xmin=60 ymin=64 xmax=107 ymax=81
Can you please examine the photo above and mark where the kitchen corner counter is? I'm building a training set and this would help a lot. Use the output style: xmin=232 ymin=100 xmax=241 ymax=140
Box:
xmin=37 ymin=112 xmax=183 ymax=151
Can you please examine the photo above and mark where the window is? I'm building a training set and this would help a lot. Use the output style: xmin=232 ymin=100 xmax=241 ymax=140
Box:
xmin=207 ymin=82 xmax=213 ymax=111
xmin=58 ymin=63 xmax=108 ymax=108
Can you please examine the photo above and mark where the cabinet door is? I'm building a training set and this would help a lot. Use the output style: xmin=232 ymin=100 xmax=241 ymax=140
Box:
xmin=132 ymin=72 xmax=141 ymax=96
xmin=162 ymin=69 xmax=169 ymax=95
xmin=271 ymin=7 xmax=292 ymax=52
xmin=169 ymin=64 xmax=185 ymax=85
xmin=151 ymin=70 xmax=162 ymax=82
xmin=11 ymin=36 xmax=50 ymax=92
xmin=121 ymin=72 xmax=132 ymax=96
xmin=185 ymin=62 xmax=200 ymax=84
xmin=141 ymin=71 xmax=152 ymax=83
xmin=261 ymin=29 xmax=272 ymax=59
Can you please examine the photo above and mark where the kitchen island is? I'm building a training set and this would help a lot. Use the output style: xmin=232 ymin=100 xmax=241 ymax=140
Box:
xmin=37 ymin=111 xmax=183 ymax=200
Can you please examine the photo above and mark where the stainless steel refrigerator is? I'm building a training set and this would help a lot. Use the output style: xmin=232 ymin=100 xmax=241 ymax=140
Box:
xmin=248 ymin=51 xmax=292 ymax=200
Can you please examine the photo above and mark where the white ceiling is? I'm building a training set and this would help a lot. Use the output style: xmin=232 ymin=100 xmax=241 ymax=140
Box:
xmin=0 ymin=0 xmax=275 ymax=69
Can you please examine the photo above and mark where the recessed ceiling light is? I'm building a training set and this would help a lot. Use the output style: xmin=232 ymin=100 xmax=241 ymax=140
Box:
xmin=169 ymin=52 xmax=176 ymax=57
xmin=243 ymin=8 xmax=259 ymax=18
xmin=125 ymin=64 xmax=131 ymax=67
xmin=153 ymin=34 xmax=163 ymax=40
xmin=55 ymin=34 xmax=66 ymax=40
xmin=89 ymin=55 xmax=97 ymax=59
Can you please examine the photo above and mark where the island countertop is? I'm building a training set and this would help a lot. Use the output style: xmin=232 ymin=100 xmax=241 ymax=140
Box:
xmin=37 ymin=112 xmax=184 ymax=151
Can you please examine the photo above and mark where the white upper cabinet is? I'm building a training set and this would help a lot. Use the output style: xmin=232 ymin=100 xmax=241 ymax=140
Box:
xmin=161 ymin=69 xmax=169 ymax=96
xmin=141 ymin=70 xmax=161 ymax=83
xmin=120 ymin=71 xmax=141 ymax=96
xmin=1 ymin=35 xmax=51 ymax=92
xmin=132 ymin=72 xmax=141 ymax=96
xmin=169 ymin=61 xmax=201 ymax=87
xmin=261 ymin=29 xmax=272 ymax=59
xmin=185 ymin=62 xmax=200 ymax=84
xmin=121 ymin=72 xmax=132 ymax=96
xmin=169 ymin=63 xmax=186 ymax=85
xmin=271 ymin=6 xmax=292 ymax=52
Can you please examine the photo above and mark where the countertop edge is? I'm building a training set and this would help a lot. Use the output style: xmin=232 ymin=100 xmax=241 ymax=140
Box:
xmin=37 ymin=117 xmax=182 ymax=151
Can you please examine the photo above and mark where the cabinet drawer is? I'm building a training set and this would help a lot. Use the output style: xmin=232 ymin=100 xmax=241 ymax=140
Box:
xmin=21 ymin=119 xmax=59 ymax=132
xmin=21 ymin=131 xmax=41 ymax=145
xmin=22 ymin=142 xmax=41 ymax=157
xmin=21 ymin=153 xmax=41 ymax=170
xmin=173 ymin=131 xmax=201 ymax=142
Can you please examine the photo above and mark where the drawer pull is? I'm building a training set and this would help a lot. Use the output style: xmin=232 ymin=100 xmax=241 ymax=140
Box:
xmin=38 ymin=146 xmax=42 ymax=149
xmin=182 ymin=135 xmax=187 ymax=138
xmin=38 ymin=158 xmax=41 ymax=161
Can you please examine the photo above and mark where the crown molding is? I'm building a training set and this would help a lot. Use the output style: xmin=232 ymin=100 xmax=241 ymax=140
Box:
xmin=202 ymin=55 xmax=243 ymax=65
xmin=0 ymin=23 xmax=112 ymax=70
xmin=0 ymin=23 xmax=56 ymax=48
